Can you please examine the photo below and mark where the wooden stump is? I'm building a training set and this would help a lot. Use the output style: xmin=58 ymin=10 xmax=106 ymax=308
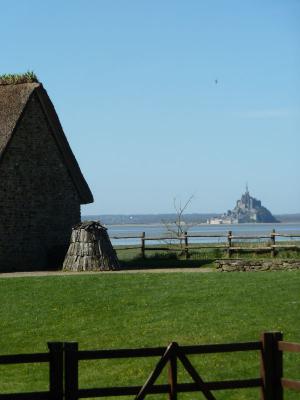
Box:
xmin=63 ymin=221 xmax=120 ymax=271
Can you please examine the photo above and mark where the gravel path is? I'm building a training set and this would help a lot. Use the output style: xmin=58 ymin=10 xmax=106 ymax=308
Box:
xmin=0 ymin=268 xmax=214 ymax=278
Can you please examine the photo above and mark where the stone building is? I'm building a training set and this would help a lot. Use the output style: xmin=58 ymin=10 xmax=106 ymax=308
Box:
xmin=0 ymin=79 xmax=93 ymax=271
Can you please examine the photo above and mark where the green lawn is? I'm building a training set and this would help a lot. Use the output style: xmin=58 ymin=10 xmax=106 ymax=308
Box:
xmin=0 ymin=271 xmax=300 ymax=399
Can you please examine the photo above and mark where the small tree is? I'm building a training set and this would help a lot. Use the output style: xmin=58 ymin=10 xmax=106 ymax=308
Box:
xmin=162 ymin=195 xmax=194 ymax=250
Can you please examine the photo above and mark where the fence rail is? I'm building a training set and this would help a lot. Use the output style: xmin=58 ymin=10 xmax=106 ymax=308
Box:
xmin=0 ymin=342 xmax=64 ymax=400
xmin=112 ymin=229 xmax=300 ymax=258
xmin=0 ymin=332 xmax=299 ymax=399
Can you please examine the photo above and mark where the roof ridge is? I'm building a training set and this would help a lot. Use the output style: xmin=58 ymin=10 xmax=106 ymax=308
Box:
xmin=0 ymin=71 xmax=39 ymax=86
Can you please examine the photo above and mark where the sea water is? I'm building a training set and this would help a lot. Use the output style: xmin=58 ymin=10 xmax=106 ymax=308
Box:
xmin=107 ymin=223 xmax=300 ymax=246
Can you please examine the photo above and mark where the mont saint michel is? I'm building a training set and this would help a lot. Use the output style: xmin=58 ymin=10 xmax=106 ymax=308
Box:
xmin=208 ymin=186 xmax=279 ymax=224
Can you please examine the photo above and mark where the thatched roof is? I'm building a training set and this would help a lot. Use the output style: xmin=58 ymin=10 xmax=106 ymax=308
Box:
xmin=0 ymin=82 xmax=93 ymax=204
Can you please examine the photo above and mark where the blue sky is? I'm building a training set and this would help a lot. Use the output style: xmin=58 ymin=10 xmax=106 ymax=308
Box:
xmin=1 ymin=0 xmax=299 ymax=214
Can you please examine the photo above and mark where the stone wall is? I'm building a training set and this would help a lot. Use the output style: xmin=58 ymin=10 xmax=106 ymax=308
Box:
xmin=216 ymin=259 xmax=300 ymax=272
xmin=0 ymin=93 xmax=81 ymax=271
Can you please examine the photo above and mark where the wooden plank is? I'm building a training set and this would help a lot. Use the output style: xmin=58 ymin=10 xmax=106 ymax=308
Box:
xmin=48 ymin=342 xmax=64 ymax=400
xmin=135 ymin=342 xmax=177 ymax=400
xmin=187 ymin=234 xmax=228 ymax=238
xmin=143 ymin=237 xmax=184 ymax=241
xmin=260 ymin=332 xmax=283 ymax=400
xmin=143 ymin=235 xmax=229 ymax=240
xmin=138 ymin=235 xmax=229 ymax=240
xmin=77 ymin=379 xmax=262 ymax=397
xmin=271 ymin=229 xmax=276 ymax=257
xmin=64 ymin=343 xmax=79 ymax=400
xmin=141 ymin=232 xmax=145 ymax=259
xmin=230 ymin=235 xmax=271 ymax=239
xmin=281 ymin=378 xmax=300 ymax=391
xmin=230 ymin=247 xmax=271 ymax=251
xmin=111 ymin=235 xmax=143 ymax=239
xmin=0 ymin=392 xmax=50 ymax=400
xmin=168 ymin=353 xmax=177 ymax=400
xmin=227 ymin=231 xmax=232 ymax=258
xmin=278 ymin=341 xmax=300 ymax=353
xmin=184 ymin=231 xmax=189 ymax=260
xmin=182 ymin=341 xmax=261 ymax=354
xmin=111 ymin=233 xmax=300 ymax=240
xmin=112 ymin=232 xmax=300 ymax=239
xmin=77 ymin=341 xmax=261 ymax=360
xmin=0 ymin=353 xmax=49 ymax=365
xmin=177 ymin=349 xmax=216 ymax=399
xmin=113 ymin=234 xmax=300 ymax=239
xmin=186 ymin=245 xmax=227 ymax=249
xmin=78 ymin=347 xmax=165 ymax=360
xmin=155 ymin=245 xmax=228 ymax=250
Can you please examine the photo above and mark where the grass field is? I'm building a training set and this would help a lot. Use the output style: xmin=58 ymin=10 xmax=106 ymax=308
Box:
xmin=0 ymin=271 xmax=300 ymax=399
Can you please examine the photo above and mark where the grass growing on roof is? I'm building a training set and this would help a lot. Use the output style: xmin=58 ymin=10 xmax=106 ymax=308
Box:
xmin=0 ymin=71 xmax=38 ymax=85
xmin=0 ymin=272 xmax=299 ymax=399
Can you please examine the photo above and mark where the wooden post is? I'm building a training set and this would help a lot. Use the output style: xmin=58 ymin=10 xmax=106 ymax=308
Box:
xmin=260 ymin=332 xmax=283 ymax=400
xmin=48 ymin=342 xmax=64 ymax=400
xmin=65 ymin=342 xmax=79 ymax=400
xmin=184 ymin=231 xmax=189 ymax=259
xmin=227 ymin=231 xmax=232 ymax=258
xmin=168 ymin=350 xmax=177 ymax=400
xmin=271 ymin=229 xmax=276 ymax=257
xmin=141 ymin=232 xmax=145 ymax=259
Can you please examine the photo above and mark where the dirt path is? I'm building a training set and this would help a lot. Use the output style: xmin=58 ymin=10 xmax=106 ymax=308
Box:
xmin=0 ymin=268 xmax=215 ymax=278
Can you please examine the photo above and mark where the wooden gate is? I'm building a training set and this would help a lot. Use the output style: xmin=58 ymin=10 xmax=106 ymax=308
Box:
xmin=0 ymin=332 xmax=299 ymax=399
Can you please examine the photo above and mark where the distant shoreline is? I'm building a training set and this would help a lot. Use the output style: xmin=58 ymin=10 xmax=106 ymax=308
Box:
xmin=82 ymin=220 xmax=300 ymax=227
xmin=82 ymin=213 xmax=300 ymax=226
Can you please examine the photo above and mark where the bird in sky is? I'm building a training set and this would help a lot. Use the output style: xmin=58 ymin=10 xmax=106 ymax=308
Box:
xmin=215 ymin=79 xmax=218 ymax=84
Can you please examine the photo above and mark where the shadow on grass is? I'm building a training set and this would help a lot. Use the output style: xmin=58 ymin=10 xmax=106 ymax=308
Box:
xmin=120 ymin=253 xmax=215 ymax=270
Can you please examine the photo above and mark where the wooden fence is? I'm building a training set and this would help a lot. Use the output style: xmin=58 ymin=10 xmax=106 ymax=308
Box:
xmin=0 ymin=342 xmax=63 ymax=400
xmin=111 ymin=229 xmax=300 ymax=259
xmin=0 ymin=332 xmax=299 ymax=399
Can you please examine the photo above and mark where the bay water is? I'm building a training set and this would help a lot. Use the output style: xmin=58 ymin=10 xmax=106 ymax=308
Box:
xmin=107 ymin=223 xmax=300 ymax=246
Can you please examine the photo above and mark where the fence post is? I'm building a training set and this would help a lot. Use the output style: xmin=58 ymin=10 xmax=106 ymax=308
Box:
xmin=227 ymin=231 xmax=232 ymax=257
xmin=48 ymin=342 xmax=64 ymax=400
xmin=260 ymin=331 xmax=283 ymax=400
xmin=184 ymin=231 xmax=189 ymax=259
xmin=168 ymin=350 xmax=177 ymax=400
xmin=271 ymin=229 xmax=276 ymax=257
xmin=65 ymin=342 xmax=79 ymax=400
xmin=141 ymin=232 xmax=145 ymax=259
